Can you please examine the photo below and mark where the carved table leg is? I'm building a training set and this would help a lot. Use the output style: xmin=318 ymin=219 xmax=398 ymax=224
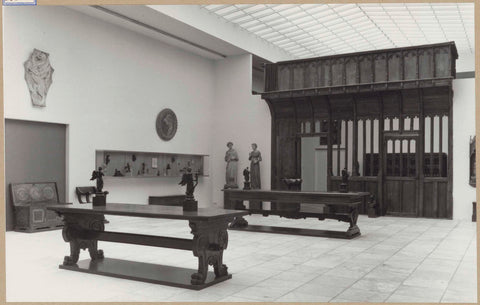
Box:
xmin=189 ymin=218 xmax=230 ymax=285
xmin=63 ymin=239 xmax=80 ymax=266
xmin=346 ymin=206 xmax=360 ymax=237
xmin=61 ymin=213 xmax=106 ymax=266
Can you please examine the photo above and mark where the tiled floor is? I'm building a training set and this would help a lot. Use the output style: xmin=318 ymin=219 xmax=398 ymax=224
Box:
xmin=6 ymin=214 xmax=477 ymax=302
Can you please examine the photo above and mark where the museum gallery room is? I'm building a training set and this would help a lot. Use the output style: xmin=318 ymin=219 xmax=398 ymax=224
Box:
xmin=3 ymin=3 xmax=477 ymax=303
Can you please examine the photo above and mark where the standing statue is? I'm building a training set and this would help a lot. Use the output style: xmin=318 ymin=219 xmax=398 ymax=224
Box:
xmin=243 ymin=167 xmax=251 ymax=190
xmin=90 ymin=167 xmax=108 ymax=205
xmin=24 ymin=49 xmax=54 ymax=107
xmin=90 ymin=167 xmax=105 ymax=193
xmin=248 ymin=144 xmax=262 ymax=209
xmin=249 ymin=143 xmax=262 ymax=189
xmin=179 ymin=167 xmax=199 ymax=201
xmin=224 ymin=142 xmax=239 ymax=189
xmin=339 ymin=167 xmax=350 ymax=193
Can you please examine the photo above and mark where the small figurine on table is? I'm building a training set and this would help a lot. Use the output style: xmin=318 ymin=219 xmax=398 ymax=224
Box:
xmin=179 ymin=166 xmax=199 ymax=211
xmin=243 ymin=167 xmax=251 ymax=190
xmin=339 ymin=167 xmax=349 ymax=193
xmin=90 ymin=167 xmax=109 ymax=205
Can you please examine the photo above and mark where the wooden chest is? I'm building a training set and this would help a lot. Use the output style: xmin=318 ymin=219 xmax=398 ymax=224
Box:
xmin=10 ymin=182 xmax=69 ymax=232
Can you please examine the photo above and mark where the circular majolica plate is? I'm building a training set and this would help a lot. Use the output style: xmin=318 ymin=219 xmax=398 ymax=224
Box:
xmin=156 ymin=108 xmax=177 ymax=141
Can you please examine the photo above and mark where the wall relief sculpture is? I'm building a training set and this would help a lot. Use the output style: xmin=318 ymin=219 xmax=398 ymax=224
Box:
xmin=156 ymin=108 xmax=177 ymax=141
xmin=24 ymin=49 xmax=54 ymax=107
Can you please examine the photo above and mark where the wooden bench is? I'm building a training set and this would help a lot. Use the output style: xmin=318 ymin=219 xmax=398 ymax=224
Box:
xmin=148 ymin=195 xmax=186 ymax=206
xmin=76 ymin=186 xmax=96 ymax=203
xmin=223 ymin=189 xmax=372 ymax=239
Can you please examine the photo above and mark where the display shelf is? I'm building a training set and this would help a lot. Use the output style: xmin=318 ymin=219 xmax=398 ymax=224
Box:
xmin=95 ymin=150 xmax=209 ymax=178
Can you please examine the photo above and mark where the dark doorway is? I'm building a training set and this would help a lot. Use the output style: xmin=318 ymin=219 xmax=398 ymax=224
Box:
xmin=5 ymin=119 xmax=67 ymax=231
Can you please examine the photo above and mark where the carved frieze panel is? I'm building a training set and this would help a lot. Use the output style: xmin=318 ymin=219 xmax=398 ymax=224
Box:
xmin=388 ymin=52 xmax=402 ymax=81
xmin=359 ymin=55 xmax=373 ymax=84
xmin=278 ymin=65 xmax=291 ymax=90
xmin=434 ymin=46 xmax=451 ymax=78
xmin=374 ymin=53 xmax=387 ymax=82
xmin=419 ymin=48 xmax=433 ymax=79
xmin=345 ymin=57 xmax=358 ymax=85
xmin=403 ymin=50 xmax=418 ymax=80
xmin=331 ymin=58 xmax=344 ymax=86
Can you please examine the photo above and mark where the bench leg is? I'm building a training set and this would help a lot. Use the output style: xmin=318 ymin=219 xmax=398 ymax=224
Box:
xmin=61 ymin=214 xmax=105 ymax=266
xmin=189 ymin=219 xmax=230 ymax=285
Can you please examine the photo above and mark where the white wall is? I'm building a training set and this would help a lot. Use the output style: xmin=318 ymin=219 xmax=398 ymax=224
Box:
xmin=211 ymin=54 xmax=271 ymax=207
xmin=3 ymin=6 xmax=216 ymax=206
xmin=452 ymin=78 xmax=476 ymax=220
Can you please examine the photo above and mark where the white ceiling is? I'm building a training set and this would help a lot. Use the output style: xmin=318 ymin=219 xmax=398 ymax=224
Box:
xmin=201 ymin=3 xmax=474 ymax=59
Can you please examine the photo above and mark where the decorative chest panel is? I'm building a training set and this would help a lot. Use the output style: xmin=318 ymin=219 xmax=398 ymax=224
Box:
xmin=11 ymin=182 xmax=68 ymax=232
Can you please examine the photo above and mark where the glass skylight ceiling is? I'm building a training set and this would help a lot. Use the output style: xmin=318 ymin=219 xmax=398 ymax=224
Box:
xmin=201 ymin=3 xmax=474 ymax=59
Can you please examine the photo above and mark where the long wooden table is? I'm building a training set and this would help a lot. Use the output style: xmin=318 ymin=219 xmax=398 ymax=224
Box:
xmin=223 ymin=189 xmax=372 ymax=239
xmin=47 ymin=203 xmax=248 ymax=290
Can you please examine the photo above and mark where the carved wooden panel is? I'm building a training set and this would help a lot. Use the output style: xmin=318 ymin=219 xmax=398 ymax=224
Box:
xmin=374 ymin=54 xmax=387 ymax=82
xmin=419 ymin=48 xmax=433 ymax=79
xmin=402 ymin=89 xmax=421 ymax=115
xmin=382 ymin=93 xmax=400 ymax=117
xmin=345 ymin=57 xmax=358 ymax=85
xmin=423 ymin=87 xmax=449 ymax=115
xmin=356 ymin=95 xmax=380 ymax=118
xmin=386 ymin=180 xmax=416 ymax=216
xmin=321 ymin=60 xmax=331 ymax=87
xmin=305 ymin=62 xmax=317 ymax=88
xmin=332 ymin=58 xmax=344 ymax=86
xmin=403 ymin=50 xmax=417 ymax=80
xmin=434 ymin=46 xmax=451 ymax=77
xmin=359 ymin=55 xmax=373 ymax=84
xmin=276 ymin=119 xmax=298 ymax=186
xmin=330 ymin=96 xmax=353 ymax=120
xmin=312 ymin=97 xmax=329 ymax=119
xmin=295 ymin=99 xmax=312 ymax=120
xmin=273 ymin=100 xmax=295 ymax=119
xmin=264 ymin=42 xmax=457 ymax=93
xmin=423 ymin=180 xmax=450 ymax=218
xmin=388 ymin=52 xmax=402 ymax=81
xmin=278 ymin=65 xmax=291 ymax=90
xmin=293 ymin=64 xmax=305 ymax=89
xmin=265 ymin=64 xmax=278 ymax=92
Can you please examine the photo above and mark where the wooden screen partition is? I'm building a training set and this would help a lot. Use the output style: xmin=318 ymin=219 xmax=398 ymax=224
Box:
xmin=262 ymin=42 xmax=457 ymax=218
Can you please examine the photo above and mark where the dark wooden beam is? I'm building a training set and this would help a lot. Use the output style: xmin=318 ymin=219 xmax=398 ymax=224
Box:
xmin=326 ymin=96 xmax=333 ymax=189
xmin=378 ymin=93 xmax=385 ymax=214
xmin=352 ymin=96 xmax=359 ymax=176
xmin=95 ymin=231 xmax=193 ymax=250
xmin=337 ymin=121 xmax=341 ymax=176
xmin=363 ymin=119 xmax=367 ymax=176
xmin=447 ymin=87 xmax=453 ymax=218
xmin=293 ymin=99 xmax=300 ymax=178
xmin=418 ymin=88 xmax=425 ymax=217
xmin=430 ymin=115 xmax=435 ymax=177
xmin=265 ymin=99 xmax=278 ymax=189
xmin=370 ymin=118 xmax=374 ymax=176
xmin=345 ymin=119 xmax=349 ymax=172
xmin=439 ymin=115 xmax=443 ymax=176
